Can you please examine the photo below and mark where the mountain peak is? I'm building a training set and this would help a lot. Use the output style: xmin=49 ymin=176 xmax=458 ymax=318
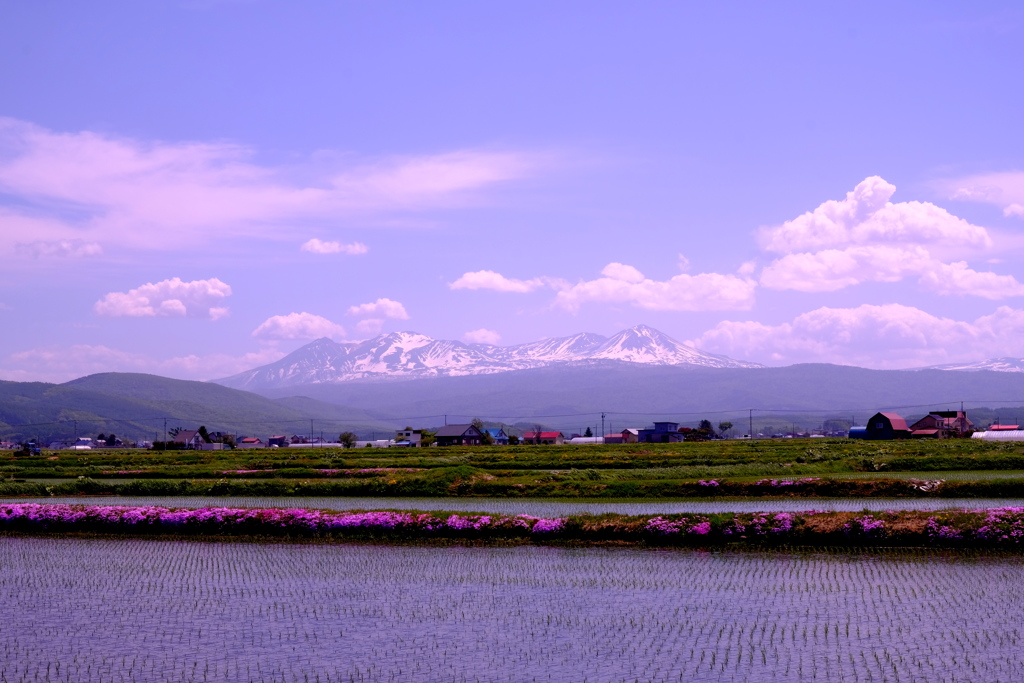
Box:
xmin=214 ymin=325 xmax=761 ymax=390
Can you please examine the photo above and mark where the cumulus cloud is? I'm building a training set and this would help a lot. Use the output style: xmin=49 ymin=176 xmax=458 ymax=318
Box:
xmin=554 ymin=263 xmax=757 ymax=312
xmin=0 ymin=344 xmax=286 ymax=383
xmin=449 ymin=270 xmax=550 ymax=293
xmin=94 ymin=277 xmax=231 ymax=319
xmin=300 ymin=238 xmax=369 ymax=255
xmin=754 ymin=176 xmax=1024 ymax=298
xmin=346 ymin=298 xmax=409 ymax=319
xmin=252 ymin=312 xmax=346 ymax=341
xmin=16 ymin=239 xmax=102 ymax=259
xmin=759 ymin=176 xmax=991 ymax=253
xmin=693 ymin=303 xmax=1024 ymax=368
xmin=0 ymin=117 xmax=542 ymax=254
xmin=464 ymin=328 xmax=501 ymax=344
xmin=1005 ymin=204 xmax=1024 ymax=218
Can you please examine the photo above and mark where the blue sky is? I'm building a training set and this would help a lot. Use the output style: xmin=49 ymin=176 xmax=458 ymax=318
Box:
xmin=2 ymin=1 xmax=1024 ymax=381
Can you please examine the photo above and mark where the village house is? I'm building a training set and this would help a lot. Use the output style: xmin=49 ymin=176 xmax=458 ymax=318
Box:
xmin=522 ymin=431 xmax=565 ymax=445
xmin=908 ymin=411 xmax=974 ymax=438
xmin=483 ymin=428 xmax=509 ymax=445
xmin=394 ymin=429 xmax=424 ymax=447
xmin=604 ymin=428 xmax=640 ymax=444
xmin=238 ymin=437 xmax=265 ymax=448
xmin=434 ymin=424 xmax=485 ymax=447
xmin=637 ymin=422 xmax=685 ymax=443
xmin=173 ymin=430 xmax=204 ymax=449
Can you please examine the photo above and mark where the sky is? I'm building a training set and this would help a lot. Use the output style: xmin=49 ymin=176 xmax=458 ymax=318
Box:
xmin=2 ymin=1 xmax=1024 ymax=383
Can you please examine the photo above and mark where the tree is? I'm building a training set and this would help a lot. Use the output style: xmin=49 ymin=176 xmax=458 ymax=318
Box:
xmin=97 ymin=433 xmax=107 ymax=443
xmin=106 ymin=433 xmax=117 ymax=446
xmin=533 ymin=424 xmax=544 ymax=445
xmin=718 ymin=422 xmax=733 ymax=438
xmin=338 ymin=432 xmax=357 ymax=449
xmin=198 ymin=426 xmax=212 ymax=443
xmin=584 ymin=427 xmax=593 ymax=437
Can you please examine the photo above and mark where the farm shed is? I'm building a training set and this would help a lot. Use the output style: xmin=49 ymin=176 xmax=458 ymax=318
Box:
xmin=865 ymin=413 xmax=911 ymax=440
xmin=848 ymin=426 xmax=868 ymax=439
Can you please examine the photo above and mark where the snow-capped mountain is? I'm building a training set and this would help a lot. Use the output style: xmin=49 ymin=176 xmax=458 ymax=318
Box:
xmin=924 ymin=358 xmax=1024 ymax=373
xmin=214 ymin=324 xmax=762 ymax=390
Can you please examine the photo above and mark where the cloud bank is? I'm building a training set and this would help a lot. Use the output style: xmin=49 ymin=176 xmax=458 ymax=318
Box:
xmin=0 ymin=117 xmax=541 ymax=254
xmin=94 ymin=277 xmax=231 ymax=319
xmin=694 ymin=304 xmax=1024 ymax=369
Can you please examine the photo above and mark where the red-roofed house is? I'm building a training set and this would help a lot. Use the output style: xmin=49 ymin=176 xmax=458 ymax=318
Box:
xmin=989 ymin=424 xmax=1020 ymax=431
xmin=522 ymin=431 xmax=565 ymax=445
xmin=866 ymin=412 xmax=911 ymax=440
xmin=909 ymin=411 xmax=974 ymax=438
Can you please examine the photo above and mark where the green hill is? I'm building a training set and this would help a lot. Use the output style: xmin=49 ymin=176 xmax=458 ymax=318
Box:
xmin=0 ymin=373 xmax=394 ymax=442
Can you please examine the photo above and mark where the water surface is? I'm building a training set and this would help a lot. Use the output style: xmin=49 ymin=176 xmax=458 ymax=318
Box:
xmin=4 ymin=495 xmax=1024 ymax=516
xmin=1 ymin=537 xmax=1021 ymax=682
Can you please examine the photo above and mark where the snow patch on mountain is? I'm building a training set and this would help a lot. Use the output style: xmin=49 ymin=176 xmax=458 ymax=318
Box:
xmin=923 ymin=357 xmax=1024 ymax=373
xmin=215 ymin=325 xmax=762 ymax=390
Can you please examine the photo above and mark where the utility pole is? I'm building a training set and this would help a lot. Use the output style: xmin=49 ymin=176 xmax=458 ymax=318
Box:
xmin=601 ymin=412 xmax=606 ymax=439
xmin=749 ymin=409 xmax=753 ymax=439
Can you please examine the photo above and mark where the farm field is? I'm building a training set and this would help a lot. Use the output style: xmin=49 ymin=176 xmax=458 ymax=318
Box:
xmin=2 ymin=536 xmax=1022 ymax=682
xmin=7 ymin=439 xmax=1024 ymax=499
xmin=6 ymin=495 xmax=1024 ymax=517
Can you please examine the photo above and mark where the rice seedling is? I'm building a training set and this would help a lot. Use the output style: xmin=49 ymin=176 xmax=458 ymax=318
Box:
xmin=0 ymin=537 xmax=1021 ymax=682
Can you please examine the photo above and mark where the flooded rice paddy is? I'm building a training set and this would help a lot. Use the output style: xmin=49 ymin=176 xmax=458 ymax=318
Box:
xmin=1 ymin=537 xmax=1023 ymax=682
xmin=4 ymin=495 xmax=1024 ymax=516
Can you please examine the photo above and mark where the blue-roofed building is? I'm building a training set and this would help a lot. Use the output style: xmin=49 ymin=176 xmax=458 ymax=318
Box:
xmin=637 ymin=421 xmax=685 ymax=443
xmin=483 ymin=428 xmax=508 ymax=445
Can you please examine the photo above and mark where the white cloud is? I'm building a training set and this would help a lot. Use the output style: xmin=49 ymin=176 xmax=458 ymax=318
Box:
xmin=0 ymin=117 xmax=542 ymax=254
xmin=938 ymin=171 xmax=1024 ymax=215
xmin=94 ymin=277 xmax=231 ymax=319
xmin=449 ymin=270 xmax=550 ymax=293
xmin=252 ymin=312 xmax=346 ymax=341
xmin=0 ymin=344 xmax=286 ymax=383
xmin=346 ymin=298 xmax=409 ymax=320
xmin=355 ymin=318 xmax=385 ymax=336
xmin=760 ymin=246 xmax=933 ymax=292
xmin=600 ymin=262 xmax=646 ymax=284
xmin=554 ymin=264 xmax=756 ymax=312
xmin=918 ymin=261 xmax=1024 ymax=299
xmin=759 ymin=176 xmax=991 ymax=253
xmin=693 ymin=303 xmax=1024 ymax=368
xmin=464 ymin=328 xmax=501 ymax=344
xmin=300 ymin=238 xmax=369 ymax=255
xmin=754 ymin=176 xmax=1024 ymax=298
xmin=15 ymin=239 xmax=102 ymax=259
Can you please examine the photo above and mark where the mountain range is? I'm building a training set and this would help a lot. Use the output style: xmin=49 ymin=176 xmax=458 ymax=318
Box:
xmin=215 ymin=324 xmax=762 ymax=390
xmin=923 ymin=358 xmax=1024 ymax=373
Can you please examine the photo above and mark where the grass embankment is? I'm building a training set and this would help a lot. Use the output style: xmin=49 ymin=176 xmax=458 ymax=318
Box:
xmin=3 ymin=502 xmax=1023 ymax=550
xmin=4 ymin=439 xmax=1024 ymax=498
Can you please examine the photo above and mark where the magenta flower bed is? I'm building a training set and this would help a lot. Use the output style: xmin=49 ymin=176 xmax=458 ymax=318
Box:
xmin=0 ymin=503 xmax=565 ymax=540
xmin=2 ymin=503 xmax=1024 ymax=547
